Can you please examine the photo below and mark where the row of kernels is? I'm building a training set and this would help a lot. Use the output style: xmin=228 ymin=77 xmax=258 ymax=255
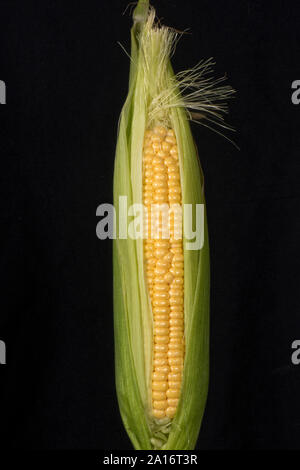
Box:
xmin=165 ymin=148 xmax=184 ymax=419
xmin=166 ymin=129 xmax=183 ymax=420
xmin=143 ymin=135 xmax=154 ymax=283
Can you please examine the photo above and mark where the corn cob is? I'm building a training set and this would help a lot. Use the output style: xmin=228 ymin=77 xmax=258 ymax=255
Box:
xmin=143 ymin=126 xmax=184 ymax=421
xmin=113 ymin=0 xmax=234 ymax=450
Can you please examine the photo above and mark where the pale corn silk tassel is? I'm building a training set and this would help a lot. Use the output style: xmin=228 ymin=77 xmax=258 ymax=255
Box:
xmin=113 ymin=0 xmax=235 ymax=450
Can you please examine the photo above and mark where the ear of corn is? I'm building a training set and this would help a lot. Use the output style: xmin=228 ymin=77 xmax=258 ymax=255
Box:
xmin=113 ymin=0 xmax=233 ymax=450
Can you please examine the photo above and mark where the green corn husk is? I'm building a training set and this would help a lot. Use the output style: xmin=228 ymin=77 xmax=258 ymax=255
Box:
xmin=113 ymin=0 xmax=233 ymax=450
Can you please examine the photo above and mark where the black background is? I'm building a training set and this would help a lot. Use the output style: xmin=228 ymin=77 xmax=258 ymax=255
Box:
xmin=0 ymin=0 xmax=300 ymax=450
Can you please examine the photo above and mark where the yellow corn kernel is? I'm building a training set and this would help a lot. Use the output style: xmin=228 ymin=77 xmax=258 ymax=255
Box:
xmin=166 ymin=389 xmax=180 ymax=399
xmin=152 ymin=381 xmax=168 ymax=392
xmin=153 ymin=391 xmax=167 ymax=400
xmin=166 ymin=407 xmax=176 ymax=418
xmin=153 ymin=409 xmax=166 ymax=419
xmin=167 ymin=398 xmax=179 ymax=407
xmin=153 ymin=400 xmax=168 ymax=410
